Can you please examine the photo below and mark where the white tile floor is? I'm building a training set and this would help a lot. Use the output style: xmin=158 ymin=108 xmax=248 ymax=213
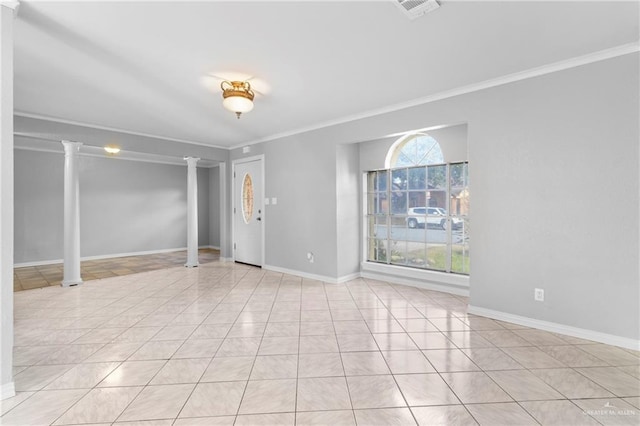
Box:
xmin=2 ymin=261 xmax=639 ymax=425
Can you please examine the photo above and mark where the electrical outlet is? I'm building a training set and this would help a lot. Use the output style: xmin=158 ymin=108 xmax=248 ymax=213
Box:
xmin=534 ymin=288 xmax=545 ymax=302
xmin=307 ymin=252 xmax=314 ymax=263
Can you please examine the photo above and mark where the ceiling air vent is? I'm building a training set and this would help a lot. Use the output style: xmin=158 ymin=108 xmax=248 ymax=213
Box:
xmin=395 ymin=0 xmax=440 ymax=20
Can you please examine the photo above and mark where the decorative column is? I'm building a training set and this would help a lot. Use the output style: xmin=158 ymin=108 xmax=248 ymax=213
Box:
xmin=61 ymin=141 xmax=83 ymax=286
xmin=0 ymin=0 xmax=18 ymax=401
xmin=185 ymin=157 xmax=200 ymax=267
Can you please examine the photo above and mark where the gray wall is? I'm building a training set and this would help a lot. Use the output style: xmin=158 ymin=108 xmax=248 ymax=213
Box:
xmin=231 ymin=139 xmax=339 ymax=276
xmin=233 ymin=53 xmax=639 ymax=341
xmin=336 ymin=143 xmax=361 ymax=278
xmin=14 ymin=149 xmax=63 ymax=262
xmin=14 ymin=148 xmax=211 ymax=263
xmin=359 ymin=124 xmax=469 ymax=171
xmin=467 ymin=56 xmax=638 ymax=340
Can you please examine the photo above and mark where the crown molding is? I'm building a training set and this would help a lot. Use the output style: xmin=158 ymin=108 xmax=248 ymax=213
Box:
xmin=15 ymin=144 xmax=217 ymax=168
xmin=230 ymin=41 xmax=640 ymax=150
xmin=1 ymin=1 xmax=19 ymax=12
xmin=13 ymin=111 xmax=228 ymax=150
xmin=14 ymin=137 xmax=219 ymax=168
xmin=14 ymin=41 xmax=639 ymax=153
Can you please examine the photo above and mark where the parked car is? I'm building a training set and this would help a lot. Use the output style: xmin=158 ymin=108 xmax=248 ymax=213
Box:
xmin=407 ymin=207 xmax=463 ymax=230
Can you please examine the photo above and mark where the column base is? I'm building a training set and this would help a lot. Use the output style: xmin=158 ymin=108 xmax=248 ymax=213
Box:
xmin=61 ymin=279 xmax=83 ymax=287
xmin=184 ymin=263 xmax=199 ymax=268
xmin=1 ymin=382 xmax=15 ymax=401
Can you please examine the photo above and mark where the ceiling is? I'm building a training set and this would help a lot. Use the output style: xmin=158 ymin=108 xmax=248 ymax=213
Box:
xmin=13 ymin=1 xmax=639 ymax=149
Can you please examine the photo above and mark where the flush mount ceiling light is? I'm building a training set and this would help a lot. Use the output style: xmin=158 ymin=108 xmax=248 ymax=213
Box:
xmin=221 ymin=80 xmax=255 ymax=119
xmin=104 ymin=145 xmax=120 ymax=154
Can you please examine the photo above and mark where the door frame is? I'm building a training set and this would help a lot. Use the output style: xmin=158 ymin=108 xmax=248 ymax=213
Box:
xmin=231 ymin=154 xmax=265 ymax=267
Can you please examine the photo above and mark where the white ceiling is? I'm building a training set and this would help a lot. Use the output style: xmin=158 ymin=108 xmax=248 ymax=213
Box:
xmin=13 ymin=1 xmax=639 ymax=148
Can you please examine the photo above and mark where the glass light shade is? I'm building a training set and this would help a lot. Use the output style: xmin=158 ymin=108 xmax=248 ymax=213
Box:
xmin=223 ymin=96 xmax=254 ymax=113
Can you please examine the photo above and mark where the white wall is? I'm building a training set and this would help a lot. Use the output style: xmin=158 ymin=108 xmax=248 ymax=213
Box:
xmin=209 ymin=164 xmax=221 ymax=248
xmin=0 ymin=4 xmax=15 ymax=400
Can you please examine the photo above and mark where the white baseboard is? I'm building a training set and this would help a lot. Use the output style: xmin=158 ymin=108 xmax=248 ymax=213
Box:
xmin=1 ymin=381 xmax=15 ymax=401
xmin=261 ymin=263 xmax=467 ymax=293
xmin=263 ymin=264 xmax=360 ymax=284
xmin=468 ymin=305 xmax=640 ymax=351
xmin=337 ymin=272 xmax=362 ymax=284
xmin=15 ymin=245 xmax=217 ymax=268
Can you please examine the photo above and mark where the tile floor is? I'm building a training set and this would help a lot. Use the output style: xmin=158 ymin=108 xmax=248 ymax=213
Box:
xmin=2 ymin=261 xmax=639 ymax=425
xmin=13 ymin=249 xmax=220 ymax=291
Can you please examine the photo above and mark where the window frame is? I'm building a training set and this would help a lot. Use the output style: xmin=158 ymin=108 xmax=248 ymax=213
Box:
xmin=364 ymin=161 xmax=469 ymax=276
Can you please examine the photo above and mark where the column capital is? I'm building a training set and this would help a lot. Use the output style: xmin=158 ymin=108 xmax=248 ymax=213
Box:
xmin=61 ymin=140 xmax=83 ymax=155
xmin=184 ymin=157 xmax=200 ymax=167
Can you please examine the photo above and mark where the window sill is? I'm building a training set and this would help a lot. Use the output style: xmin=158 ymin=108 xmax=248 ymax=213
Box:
xmin=360 ymin=261 xmax=469 ymax=296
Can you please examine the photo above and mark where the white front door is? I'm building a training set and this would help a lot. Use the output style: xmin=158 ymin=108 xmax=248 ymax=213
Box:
xmin=233 ymin=158 xmax=263 ymax=267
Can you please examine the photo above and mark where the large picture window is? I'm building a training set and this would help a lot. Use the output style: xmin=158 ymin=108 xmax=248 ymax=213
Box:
xmin=367 ymin=133 xmax=469 ymax=274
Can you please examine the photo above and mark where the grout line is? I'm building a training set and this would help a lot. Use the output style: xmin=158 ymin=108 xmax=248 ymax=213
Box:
xmin=6 ymin=264 xmax=639 ymax=424
xmin=173 ymin=267 xmax=254 ymax=423
xmin=233 ymin=269 xmax=282 ymax=422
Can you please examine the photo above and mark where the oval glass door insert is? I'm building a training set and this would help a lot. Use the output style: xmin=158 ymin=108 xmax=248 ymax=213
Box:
xmin=242 ymin=173 xmax=254 ymax=224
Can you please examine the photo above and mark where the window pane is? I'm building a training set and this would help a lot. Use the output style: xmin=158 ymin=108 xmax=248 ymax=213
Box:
xmin=390 ymin=240 xmax=407 ymax=265
xmin=391 ymin=169 xmax=407 ymax=190
xmin=450 ymin=163 xmax=469 ymax=216
xmin=368 ymin=238 xmax=387 ymax=263
xmin=425 ymin=206 xmax=447 ymax=229
xmin=368 ymin=215 xmax=387 ymax=239
xmin=367 ymin=216 xmax=375 ymax=238
xmin=368 ymin=193 xmax=388 ymax=215
xmin=406 ymin=220 xmax=426 ymax=243
xmin=408 ymin=167 xmax=426 ymax=190
xmin=389 ymin=216 xmax=407 ymax=240
xmin=450 ymin=163 xmax=466 ymax=188
xmin=426 ymin=244 xmax=447 ymax=271
xmin=408 ymin=191 xmax=427 ymax=209
xmin=427 ymin=165 xmax=446 ymax=189
xmin=394 ymin=135 xmax=444 ymax=167
xmin=377 ymin=171 xmax=388 ymax=192
xmin=406 ymin=243 xmax=427 ymax=268
xmin=426 ymin=226 xmax=447 ymax=245
xmin=451 ymin=219 xmax=470 ymax=274
xmin=367 ymin=172 xmax=376 ymax=192
xmin=390 ymin=192 xmax=407 ymax=215
xmin=428 ymin=190 xmax=448 ymax=211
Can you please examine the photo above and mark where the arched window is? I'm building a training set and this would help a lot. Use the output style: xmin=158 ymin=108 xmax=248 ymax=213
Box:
xmin=385 ymin=133 xmax=444 ymax=168
xmin=367 ymin=130 xmax=469 ymax=275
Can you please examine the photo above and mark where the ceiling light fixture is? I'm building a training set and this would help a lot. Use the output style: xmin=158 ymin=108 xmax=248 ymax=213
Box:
xmin=221 ymin=80 xmax=254 ymax=119
xmin=104 ymin=146 xmax=120 ymax=154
